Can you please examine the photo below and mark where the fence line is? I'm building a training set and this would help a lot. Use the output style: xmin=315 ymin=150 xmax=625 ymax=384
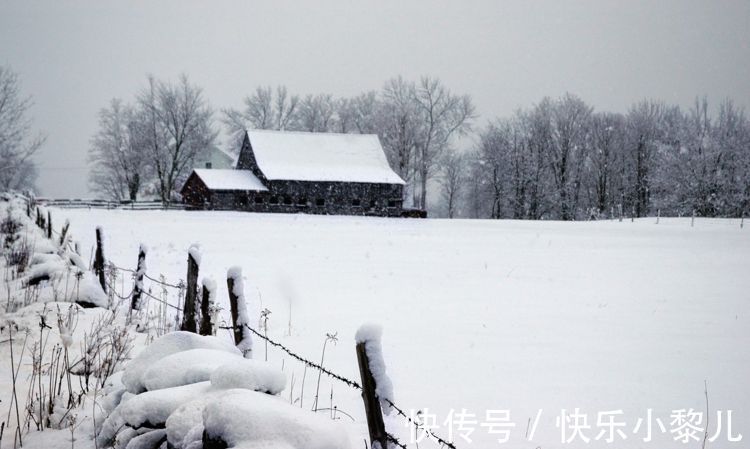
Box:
xmin=26 ymin=198 xmax=455 ymax=448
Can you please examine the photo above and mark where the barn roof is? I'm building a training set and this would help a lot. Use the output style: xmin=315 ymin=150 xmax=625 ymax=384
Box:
xmin=246 ymin=130 xmax=405 ymax=185
xmin=192 ymin=169 xmax=268 ymax=191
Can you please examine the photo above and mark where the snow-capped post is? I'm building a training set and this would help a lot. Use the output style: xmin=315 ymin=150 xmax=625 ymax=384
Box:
xmin=94 ymin=226 xmax=107 ymax=294
xmin=199 ymin=277 xmax=216 ymax=336
xmin=227 ymin=267 xmax=252 ymax=357
xmin=130 ymin=244 xmax=147 ymax=313
xmin=181 ymin=244 xmax=201 ymax=333
xmin=355 ymin=324 xmax=393 ymax=449
xmin=46 ymin=210 xmax=52 ymax=239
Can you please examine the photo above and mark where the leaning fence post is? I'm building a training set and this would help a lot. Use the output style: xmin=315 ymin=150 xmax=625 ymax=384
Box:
xmin=130 ymin=245 xmax=147 ymax=313
xmin=181 ymin=245 xmax=200 ymax=333
xmin=227 ymin=267 xmax=252 ymax=356
xmin=199 ymin=278 xmax=216 ymax=336
xmin=94 ymin=227 xmax=107 ymax=293
xmin=355 ymin=325 xmax=390 ymax=449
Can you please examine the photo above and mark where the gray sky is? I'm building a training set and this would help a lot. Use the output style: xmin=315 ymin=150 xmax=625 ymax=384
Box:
xmin=2 ymin=0 xmax=749 ymax=198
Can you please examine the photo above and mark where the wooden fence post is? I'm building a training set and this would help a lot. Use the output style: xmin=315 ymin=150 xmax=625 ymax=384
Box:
xmin=46 ymin=211 xmax=52 ymax=239
xmin=356 ymin=342 xmax=388 ymax=449
xmin=94 ymin=227 xmax=107 ymax=293
xmin=691 ymin=209 xmax=696 ymax=227
xmin=130 ymin=245 xmax=147 ymax=313
xmin=227 ymin=275 xmax=242 ymax=346
xmin=181 ymin=248 xmax=199 ymax=333
xmin=199 ymin=278 xmax=215 ymax=336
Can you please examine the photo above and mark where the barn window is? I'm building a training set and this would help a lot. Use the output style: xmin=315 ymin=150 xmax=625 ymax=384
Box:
xmin=254 ymin=196 xmax=264 ymax=204
xmin=297 ymin=197 xmax=307 ymax=206
xmin=352 ymin=199 xmax=361 ymax=207
xmin=315 ymin=198 xmax=325 ymax=206
xmin=270 ymin=196 xmax=279 ymax=205
xmin=369 ymin=199 xmax=377 ymax=208
xmin=387 ymin=200 xmax=398 ymax=208
xmin=283 ymin=196 xmax=293 ymax=205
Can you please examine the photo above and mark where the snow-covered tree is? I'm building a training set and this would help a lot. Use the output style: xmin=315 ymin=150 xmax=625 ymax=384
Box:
xmin=137 ymin=75 xmax=217 ymax=204
xmin=222 ymin=86 xmax=300 ymax=146
xmin=88 ymin=99 xmax=150 ymax=200
xmin=412 ymin=76 xmax=475 ymax=211
xmin=439 ymin=149 xmax=466 ymax=218
xmin=0 ymin=65 xmax=45 ymax=192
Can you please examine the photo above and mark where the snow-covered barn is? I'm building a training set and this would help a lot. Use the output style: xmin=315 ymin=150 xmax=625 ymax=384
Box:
xmin=181 ymin=130 xmax=406 ymax=216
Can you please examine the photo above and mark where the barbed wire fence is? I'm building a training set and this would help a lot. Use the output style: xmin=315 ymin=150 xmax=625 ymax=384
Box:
xmin=27 ymin=199 xmax=458 ymax=449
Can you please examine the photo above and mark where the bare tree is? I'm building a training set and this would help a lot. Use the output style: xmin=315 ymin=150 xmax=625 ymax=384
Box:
xmin=589 ymin=112 xmax=626 ymax=216
xmin=88 ymin=99 xmax=150 ymax=200
xmin=547 ymin=93 xmax=592 ymax=220
xmin=138 ymin=75 xmax=217 ymax=204
xmin=379 ymin=77 xmax=421 ymax=204
xmin=297 ymin=94 xmax=336 ymax=132
xmin=439 ymin=149 xmax=466 ymax=218
xmin=413 ymin=76 xmax=475 ymax=210
xmin=0 ymin=65 xmax=45 ymax=192
xmin=222 ymin=85 xmax=300 ymax=149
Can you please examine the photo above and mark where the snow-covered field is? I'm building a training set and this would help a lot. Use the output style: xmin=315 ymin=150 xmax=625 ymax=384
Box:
xmin=4 ymin=204 xmax=749 ymax=448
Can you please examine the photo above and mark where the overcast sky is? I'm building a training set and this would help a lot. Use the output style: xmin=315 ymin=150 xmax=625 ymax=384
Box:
xmin=2 ymin=0 xmax=749 ymax=197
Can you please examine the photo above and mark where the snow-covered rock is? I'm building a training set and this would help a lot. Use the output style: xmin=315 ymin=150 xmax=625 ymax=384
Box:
xmin=202 ymin=389 xmax=350 ymax=449
xmin=98 ymin=382 xmax=212 ymax=448
xmin=209 ymin=359 xmax=286 ymax=395
xmin=122 ymin=331 xmax=241 ymax=394
xmin=142 ymin=348 xmax=243 ymax=391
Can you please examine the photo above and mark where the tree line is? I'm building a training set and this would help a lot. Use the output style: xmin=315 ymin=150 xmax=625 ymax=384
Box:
xmin=2 ymin=63 xmax=747 ymax=219
xmin=462 ymin=95 xmax=750 ymax=220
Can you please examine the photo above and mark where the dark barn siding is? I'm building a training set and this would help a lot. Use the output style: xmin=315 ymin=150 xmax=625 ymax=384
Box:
xmin=184 ymin=179 xmax=403 ymax=217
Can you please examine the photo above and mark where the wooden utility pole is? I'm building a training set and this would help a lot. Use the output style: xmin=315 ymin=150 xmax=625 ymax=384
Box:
xmin=356 ymin=342 xmax=388 ymax=449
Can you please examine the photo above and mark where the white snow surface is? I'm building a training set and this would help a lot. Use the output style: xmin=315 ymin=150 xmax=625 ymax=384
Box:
xmin=246 ymin=129 xmax=405 ymax=184
xmin=192 ymin=168 xmax=268 ymax=191
xmin=122 ymin=331 xmax=241 ymax=394
xmin=45 ymin=208 xmax=750 ymax=449
xmin=202 ymin=389 xmax=350 ymax=449
xmin=141 ymin=348 xmax=244 ymax=391
xmin=210 ymin=359 xmax=286 ymax=395
xmin=355 ymin=323 xmax=394 ymax=414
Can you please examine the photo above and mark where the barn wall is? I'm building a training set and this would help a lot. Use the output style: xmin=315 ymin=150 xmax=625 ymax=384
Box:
xmin=181 ymin=173 xmax=212 ymax=208
xmin=197 ymin=181 xmax=404 ymax=217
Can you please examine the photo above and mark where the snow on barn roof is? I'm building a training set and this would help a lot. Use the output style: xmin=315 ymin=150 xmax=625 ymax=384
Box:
xmin=192 ymin=169 xmax=268 ymax=191
xmin=246 ymin=130 xmax=405 ymax=185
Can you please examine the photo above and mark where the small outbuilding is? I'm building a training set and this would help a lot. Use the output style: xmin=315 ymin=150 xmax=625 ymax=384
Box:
xmin=181 ymin=130 xmax=406 ymax=216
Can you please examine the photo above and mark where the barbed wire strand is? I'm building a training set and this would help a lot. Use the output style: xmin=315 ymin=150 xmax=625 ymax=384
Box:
xmin=235 ymin=323 xmax=455 ymax=448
